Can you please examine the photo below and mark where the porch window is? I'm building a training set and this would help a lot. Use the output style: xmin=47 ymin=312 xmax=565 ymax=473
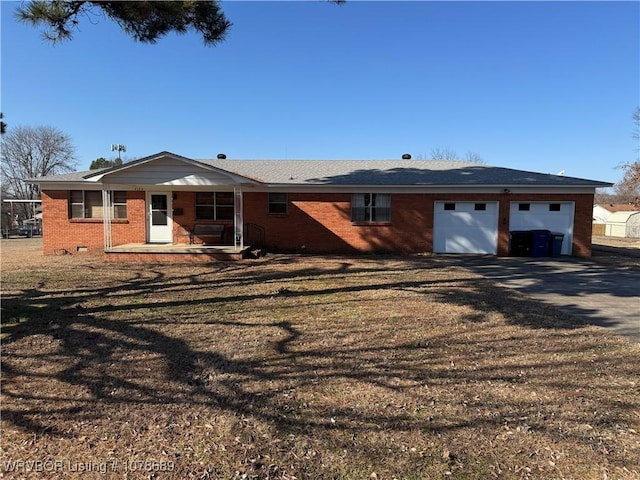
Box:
xmin=112 ymin=191 xmax=127 ymax=218
xmin=268 ymin=193 xmax=288 ymax=214
xmin=69 ymin=190 xmax=127 ymax=219
xmin=195 ymin=192 xmax=234 ymax=221
xmin=351 ymin=193 xmax=391 ymax=222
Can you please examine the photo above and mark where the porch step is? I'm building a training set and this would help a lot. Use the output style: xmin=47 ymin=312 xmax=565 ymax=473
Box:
xmin=104 ymin=243 xmax=251 ymax=262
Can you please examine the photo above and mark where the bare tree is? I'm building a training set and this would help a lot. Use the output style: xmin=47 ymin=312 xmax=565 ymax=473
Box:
xmin=429 ymin=147 xmax=460 ymax=161
xmin=464 ymin=151 xmax=486 ymax=164
xmin=594 ymin=189 xmax=618 ymax=206
xmin=1 ymin=126 xmax=77 ymax=219
xmin=419 ymin=147 xmax=486 ymax=164
xmin=614 ymin=108 xmax=640 ymax=206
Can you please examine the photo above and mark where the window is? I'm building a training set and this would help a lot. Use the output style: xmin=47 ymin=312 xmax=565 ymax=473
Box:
xmin=474 ymin=203 xmax=487 ymax=211
xmin=268 ymin=193 xmax=288 ymax=214
xmin=518 ymin=203 xmax=530 ymax=211
xmin=112 ymin=191 xmax=127 ymax=218
xmin=549 ymin=203 xmax=561 ymax=212
xmin=444 ymin=203 xmax=456 ymax=211
xmin=69 ymin=190 xmax=127 ymax=219
xmin=195 ymin=192 xmax=234 ymax=220
xmin=351 ymin=193 xmax=391 ymax=222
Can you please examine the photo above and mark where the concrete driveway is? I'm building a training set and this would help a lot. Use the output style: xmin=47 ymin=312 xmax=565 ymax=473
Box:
xmin=457 ymin=253 xmax=640 ymax=342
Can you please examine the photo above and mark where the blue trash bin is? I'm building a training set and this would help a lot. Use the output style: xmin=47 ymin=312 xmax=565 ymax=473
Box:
xmin=531 ymin=229 xmax=551 ymax=257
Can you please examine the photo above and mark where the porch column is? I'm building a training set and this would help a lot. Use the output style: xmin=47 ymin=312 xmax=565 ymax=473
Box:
xmin=233 ymin=186 xmax=243 ymax=250
xmin=102 ymin=188 xmax=113 ymax=251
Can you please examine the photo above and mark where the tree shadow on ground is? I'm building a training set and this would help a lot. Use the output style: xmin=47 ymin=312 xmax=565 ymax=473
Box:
xmin=1 ymin=255 xmax=638 ymax=477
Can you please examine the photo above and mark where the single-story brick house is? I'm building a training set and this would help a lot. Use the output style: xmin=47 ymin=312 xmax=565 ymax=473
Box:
xmin=28 ymin=151 xmax=611 ymax=261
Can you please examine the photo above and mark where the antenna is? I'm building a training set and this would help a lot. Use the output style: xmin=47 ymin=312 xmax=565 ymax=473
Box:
xmin=111 ymin=144 xmax=126 ymax=161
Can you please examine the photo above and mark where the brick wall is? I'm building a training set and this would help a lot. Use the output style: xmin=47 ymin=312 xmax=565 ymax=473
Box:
xmin=572 ymin=193 xmax=595 ymax=257
xmin=170 ymin=191 xmax=233 ymax=245
xmin=41 ymin=189 xmax=595 ymax=257
xmin=172 ymin=191 xmax=197 ymax=244
xmin=41 ymin=190 xmax=146 ymax=255
xmin=243 ymin=191 xmax=594 ymax=256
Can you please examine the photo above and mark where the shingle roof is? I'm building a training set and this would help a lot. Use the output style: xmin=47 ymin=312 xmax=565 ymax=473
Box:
xmin=201 ymin=159 xmax=610 ymax=187
xmin=600 ymin=203 xmax=639 ymax=213
xmin=28 ymin=152 xmax=612 ymax=188
xmin=31 ymin=169 xmax=107 ymax=182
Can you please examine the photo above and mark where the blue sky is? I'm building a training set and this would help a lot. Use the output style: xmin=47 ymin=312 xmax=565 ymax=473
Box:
xmin=2 ymin=1 xmax=638 ymax=185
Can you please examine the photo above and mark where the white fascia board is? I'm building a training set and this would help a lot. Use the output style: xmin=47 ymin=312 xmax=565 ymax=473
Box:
xmin=36 ymin=182 xmax=599 ymax=195
xmin=497 ymin=186 xmax=600 ymax=194
xmin=84 ymin=152 xmax=193 ymax=181
xmin=249 ymin=184 xmax=601 ymax=194
xmin=87 ymin=154 xmax=260 ymax=186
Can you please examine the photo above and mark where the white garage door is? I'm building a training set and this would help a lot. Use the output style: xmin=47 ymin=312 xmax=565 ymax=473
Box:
xmin=509 ymin=202 xmax=574 ymax=255
xmin=434 ymin=201 xmax=499 ymax=254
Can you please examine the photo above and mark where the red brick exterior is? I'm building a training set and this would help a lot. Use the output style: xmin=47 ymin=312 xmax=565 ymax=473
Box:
xmin=40 ymin=189 xmax=595 ymax=258
xmin=243 ymin=192 xmax=594 ymax=256
xmin=42 ymin=190 xmax=146 ymax=255
xmin=171 ymin=192 xmax=233 ymax=245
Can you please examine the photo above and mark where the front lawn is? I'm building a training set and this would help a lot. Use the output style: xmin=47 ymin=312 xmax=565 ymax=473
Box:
xmin=1 ymin=241 xmax=638 ymax=479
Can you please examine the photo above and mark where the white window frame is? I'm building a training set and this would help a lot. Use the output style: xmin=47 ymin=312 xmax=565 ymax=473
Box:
xmin=69 ymin=190 xmax=127 ymax=219
xmin=351 ymin=193 xmax=391 ymax=223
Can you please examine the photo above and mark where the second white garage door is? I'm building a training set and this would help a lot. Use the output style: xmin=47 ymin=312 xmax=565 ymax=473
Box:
xmin=433 ymin=201 xmax=499 ymax=254
xmin=509 ymin=202 xmax=574 ymax=255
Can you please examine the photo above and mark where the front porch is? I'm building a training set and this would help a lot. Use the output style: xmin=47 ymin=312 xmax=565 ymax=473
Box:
xmin=105 ymin=243 xmax=253 ymax=262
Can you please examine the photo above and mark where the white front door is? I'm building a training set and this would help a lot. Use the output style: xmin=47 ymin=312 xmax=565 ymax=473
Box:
xmin=148 ymin=192 xmax=173 ymax=243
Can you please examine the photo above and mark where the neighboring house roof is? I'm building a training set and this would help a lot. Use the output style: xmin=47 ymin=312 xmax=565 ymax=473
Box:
xmin=599 ymin=203 xmax=639 ymax=213
xmin=28 ymin=151 xmax=613 ymax=188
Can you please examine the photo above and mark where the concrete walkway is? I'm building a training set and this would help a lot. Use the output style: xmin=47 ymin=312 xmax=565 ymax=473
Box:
xmin=458 ymin=255 xmax=640 ymax=342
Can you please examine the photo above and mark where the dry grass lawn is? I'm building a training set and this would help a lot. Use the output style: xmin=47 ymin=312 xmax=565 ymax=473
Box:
xmin=1 ymin=239 xmax=639 ymax=479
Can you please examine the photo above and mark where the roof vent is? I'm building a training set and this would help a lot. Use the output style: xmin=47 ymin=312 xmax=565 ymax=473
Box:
xmin=402 ymin=153 xmax=411 ymax=160
xmin=217 ymin=153 xmax=227 ymax=159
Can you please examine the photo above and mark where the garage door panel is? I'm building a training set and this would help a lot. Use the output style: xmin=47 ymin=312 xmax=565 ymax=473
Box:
xmin=436 ymin=212 xmax=496 ymax=228
xmin=434 ymin=202 xmax=498 ymax=254
xmin=510 ymin=202 xmax=574 ymax=255
xmin=444 ymin=229 xmax=498 ymax=254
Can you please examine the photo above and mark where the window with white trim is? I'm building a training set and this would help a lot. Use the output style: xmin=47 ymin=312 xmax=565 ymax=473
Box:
xmin=351 ymin=193 xmax=391 ymax=222
xmin=195 ymin=192 xmax=234 ymax=220
xmin=69 ymin=190 xmax=127 ymax=219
